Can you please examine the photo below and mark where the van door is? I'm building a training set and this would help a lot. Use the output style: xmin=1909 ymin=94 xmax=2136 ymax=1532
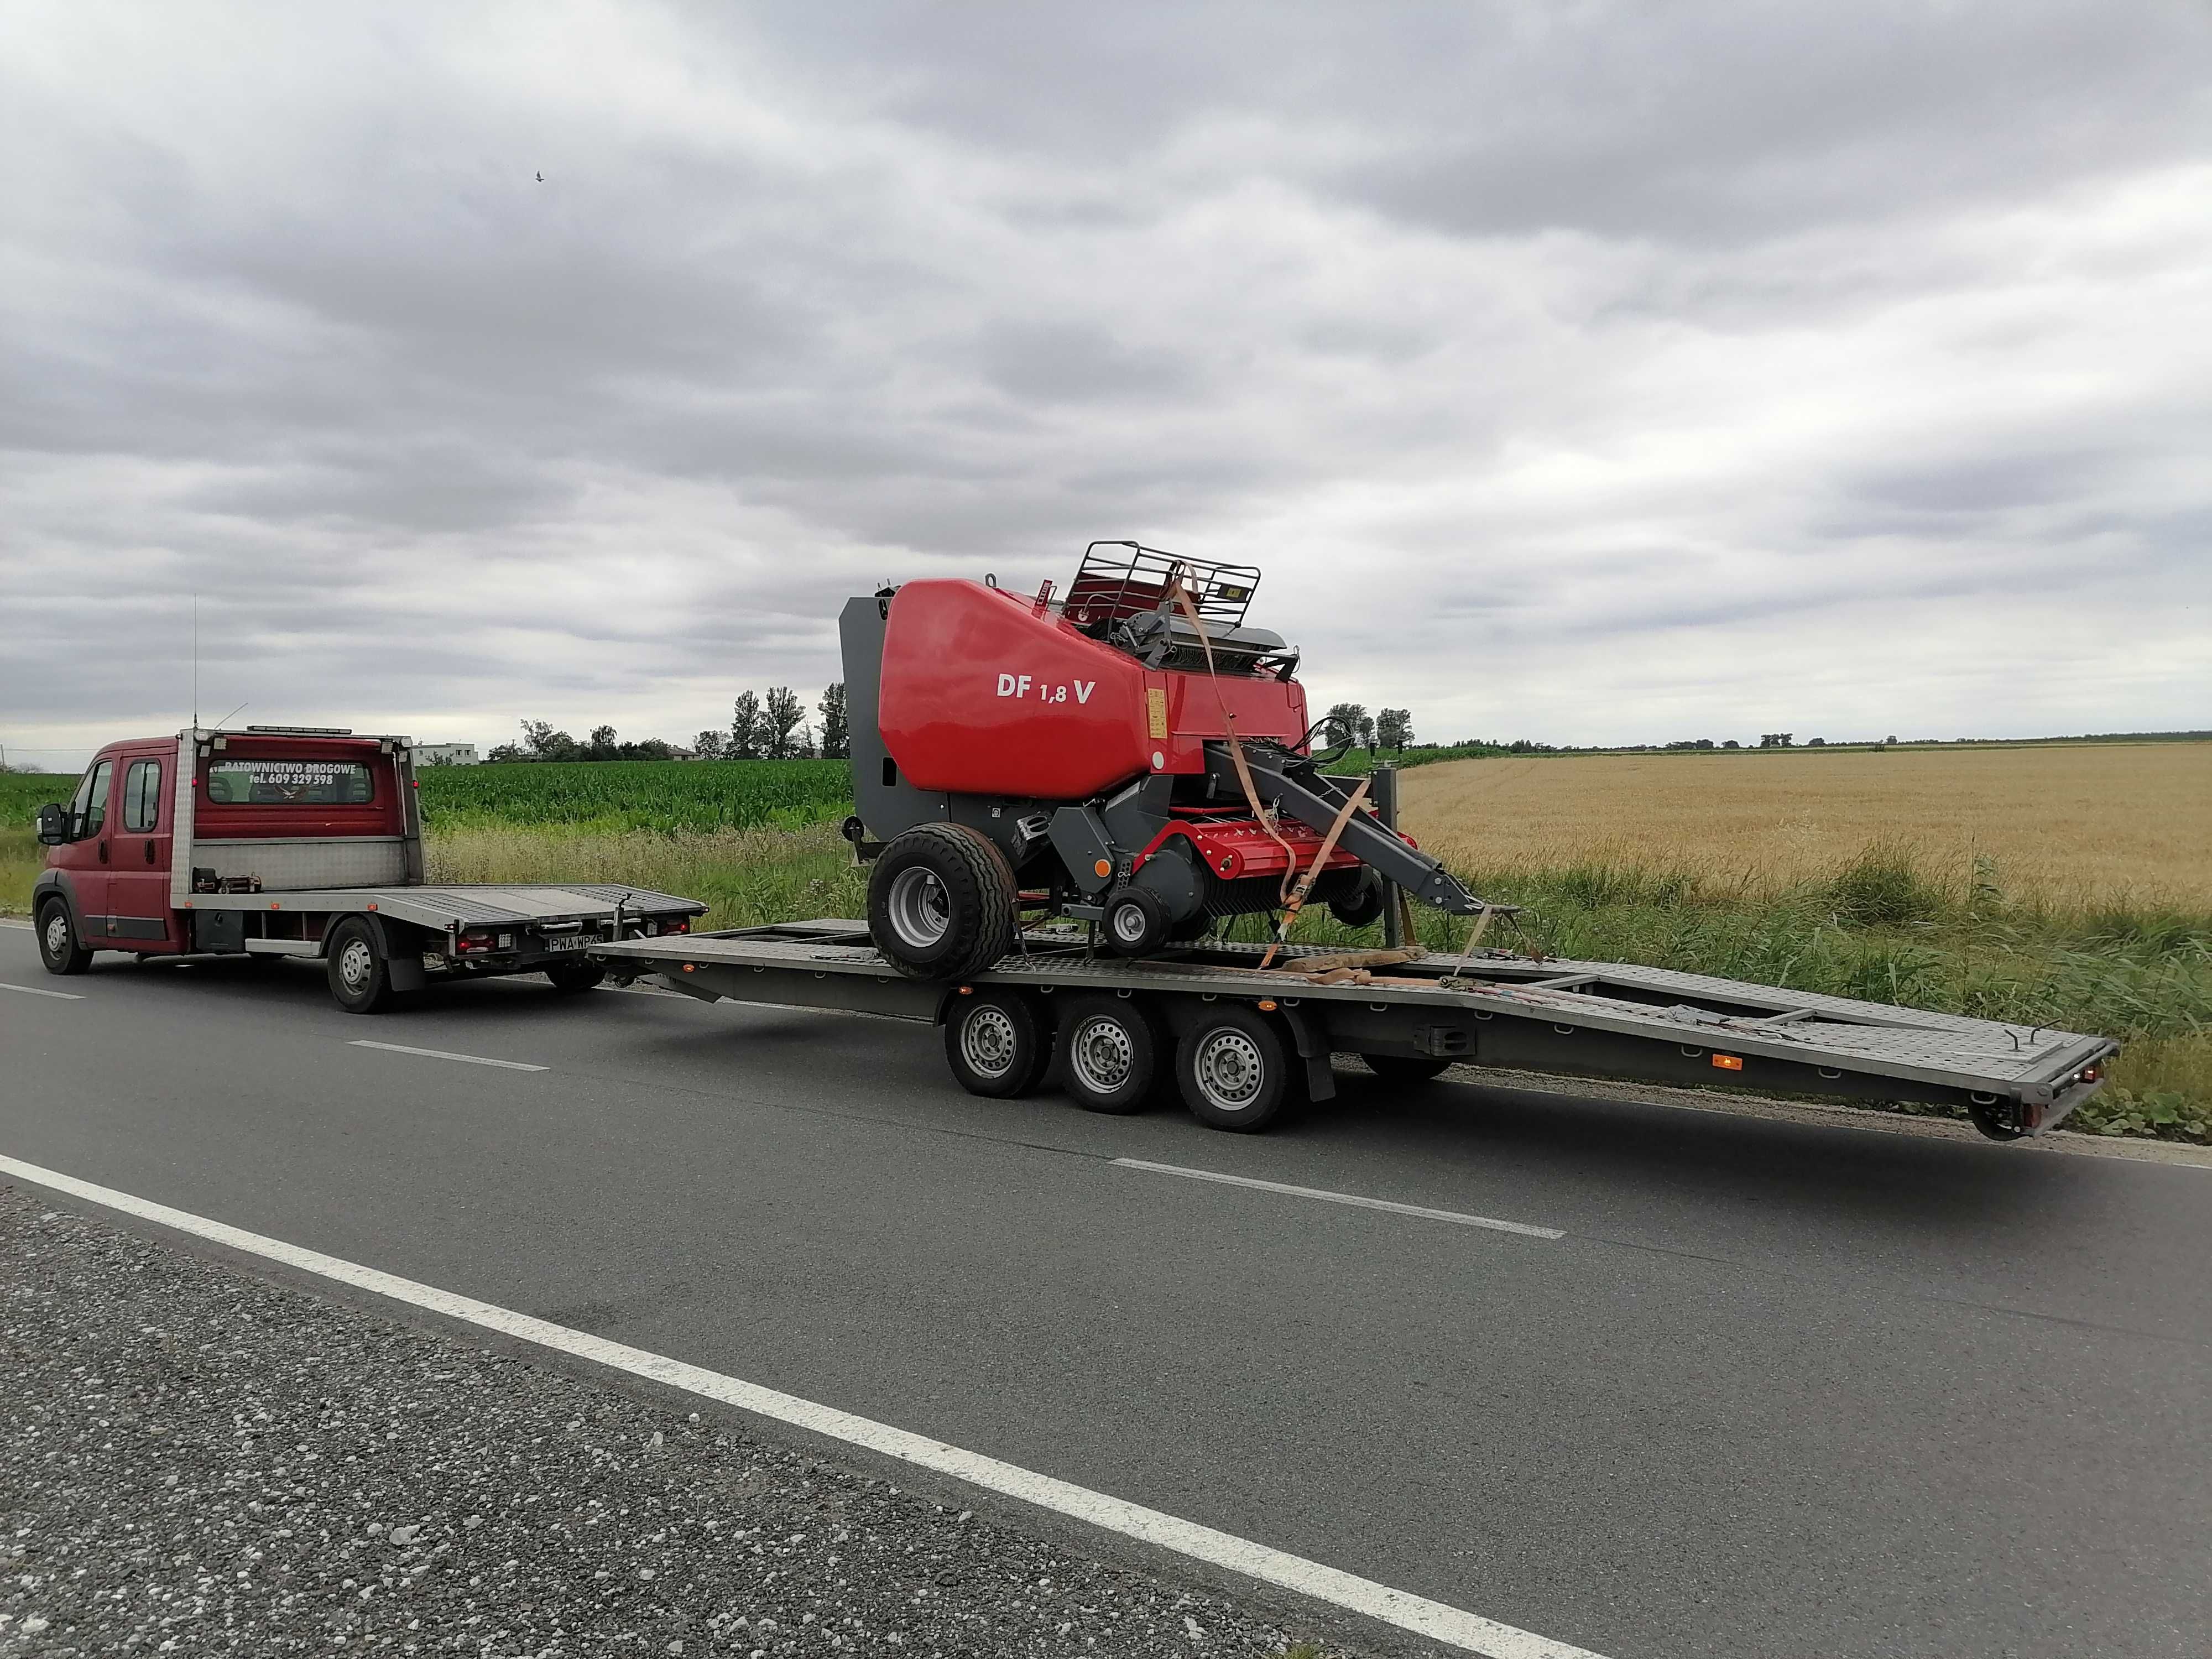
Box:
xmin=51 ymin=757 xmax=114 ymax=940
xmin=108 ymin=750 xmax=176 ymax=950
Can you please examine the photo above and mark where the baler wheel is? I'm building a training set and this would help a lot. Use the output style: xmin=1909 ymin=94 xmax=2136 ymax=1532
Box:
xmin=867 ymin=822 xmax=1017 ymax=980
xmin=1327 ymin=870 xmax=1387 ymax=930
xmin=1102 ymin=887 xmax=1172 ymax=958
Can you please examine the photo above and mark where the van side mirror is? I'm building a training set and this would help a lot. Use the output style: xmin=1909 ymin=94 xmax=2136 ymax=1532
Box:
xmin=35 ymin=804 xmax=71 ymax=846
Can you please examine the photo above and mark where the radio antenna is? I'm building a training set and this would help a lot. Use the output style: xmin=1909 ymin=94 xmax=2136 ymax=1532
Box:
xmin=192 ymin=593 xmax=200 ymax=733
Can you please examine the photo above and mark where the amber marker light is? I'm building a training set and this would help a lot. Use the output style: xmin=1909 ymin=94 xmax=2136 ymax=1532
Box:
xmin=1713 ymin=1054 xmax=1744 ymax=1071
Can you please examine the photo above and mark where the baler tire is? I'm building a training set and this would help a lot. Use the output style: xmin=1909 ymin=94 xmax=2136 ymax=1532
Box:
xmin=1056 ymin=994 xmax=1165 ymax=1114
xmin=1327 ymin=870 xmax=1387 ymax=930
xmin=1361 ymin=1053 xmax=1452 ymax=1086
xmin=1102 ymin=887 xmax=1171 ymax=958
xmin=37 ymin=898 xmax=94 ymax=976
xmin=1175 ymin=1006 xmax=1291 ymax=1133
xmin=943 ymin=988 xmax=1050 ymax=1098
xmin=868 ymin=823 xmax=1017 ymax=981
xmin=1166 ymin=912 xmax=1214 ymax=945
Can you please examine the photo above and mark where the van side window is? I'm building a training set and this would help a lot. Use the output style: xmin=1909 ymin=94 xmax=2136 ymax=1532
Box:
xmin=123 ymin=759 xmax=164 ymax=832
xmin=71 ymin=760 xmax=113 ymax=837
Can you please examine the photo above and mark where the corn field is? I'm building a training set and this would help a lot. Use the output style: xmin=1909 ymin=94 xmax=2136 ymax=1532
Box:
xmin=418 ymin=760 xmax=852 ymax=833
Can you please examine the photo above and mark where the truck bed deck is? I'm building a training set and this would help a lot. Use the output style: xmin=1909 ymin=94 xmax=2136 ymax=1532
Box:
xmin=184 ymin=882 xmax=701 ymax=931
xmin=597 ymin=922 xmax=2116 ymax=1138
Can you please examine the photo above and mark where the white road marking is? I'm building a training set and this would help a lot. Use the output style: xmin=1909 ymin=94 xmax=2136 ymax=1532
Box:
xmin=347 ymin=1040 xmax=547 ymax=1072
xmin=1114 ymin=1158 xmax=1566 ymax=1240
xmin=0 ymin=919 xmax=33 ymax=930
xmin=0 ymin=981 xmax=86 ymax=1000
xmin=0 ymin=1154 xmax=1608 ymax=1659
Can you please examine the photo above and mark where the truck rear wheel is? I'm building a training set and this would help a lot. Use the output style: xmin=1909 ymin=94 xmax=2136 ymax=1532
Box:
xmin=868 ymin=823 xmax=1017 ymax=980
xmin=943 ymin=988 xmax=1050 ymax=1099
xmin=37 ymin=899 xmax=93 ymax=976
xmin=1057 ymin=994 xmax=1164 ymax=1114
xmin=545 ymin=962 xmax=606 ymax=994
xmin=326 ymin=916 xmax=397 ymax=1015
xmin=1176 ymin=1005 xmax=1291 ymax=1132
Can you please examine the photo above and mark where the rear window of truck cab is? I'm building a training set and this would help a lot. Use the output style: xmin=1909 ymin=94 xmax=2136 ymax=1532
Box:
xmin=203 ymin=758 xmax=375 ymax=806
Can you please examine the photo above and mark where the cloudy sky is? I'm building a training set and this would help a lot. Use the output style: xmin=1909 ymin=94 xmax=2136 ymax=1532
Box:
xmin=5 ymin=1 xmax=2209 ymax=771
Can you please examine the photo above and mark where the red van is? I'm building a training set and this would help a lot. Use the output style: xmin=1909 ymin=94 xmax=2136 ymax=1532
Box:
xmin=32 ymin=726 xmax=702 ymax=1012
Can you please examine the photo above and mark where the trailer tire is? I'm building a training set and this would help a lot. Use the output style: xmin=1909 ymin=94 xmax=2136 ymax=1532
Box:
xmin=943 ymin=988 xmax=1050 ymax=1099
xmin=36 ymin=898 xmax=93 ymax=977
xmin=326 ymin=916 xmax=398 ymax=1015
xmin=1361 ymin=1053 xmax=1452 ymax=1086
xmin=1327 ymin=870 xmax=1387 ymax=930
xmin=545 ymin=962 xmax=606 ymax=995
xmin=1057 ymin=995 xmax=1165 ymax=1114
xmin=869 ymin=823 xmax=1017 ymax=980
xmin=1176 ymin=1006 xmax=1292 ymax=1132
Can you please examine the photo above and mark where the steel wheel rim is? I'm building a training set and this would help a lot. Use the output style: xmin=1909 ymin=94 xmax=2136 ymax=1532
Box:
xmin=1071 ymin=1016 xmax=1135 ymax=1093
xmin=337 ymin=938 xmax=374 ymax=993
xmin=887 ymin=868 xmax=952 ymax=948
xmin=45 ymin=913 xmax=69 ymax=958
xmin=1194 ymin=1028 xmax=1265 ymax=1113
xmin=960 ymin=1006 xmax=1019 ymax=1078
xmin=1109 ymin=901 xmax=1150 ymax=946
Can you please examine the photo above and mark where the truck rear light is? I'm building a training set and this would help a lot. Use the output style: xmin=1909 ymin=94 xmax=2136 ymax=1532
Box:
xmin=456 ymin=930 xmax=496 ymax=954
xmin=666 ymin=919 xmax=690 ymax=935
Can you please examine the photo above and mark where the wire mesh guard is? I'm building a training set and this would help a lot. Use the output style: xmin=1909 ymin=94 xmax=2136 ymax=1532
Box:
xmin=1064 ymin=541 xmax=1261 ymax=630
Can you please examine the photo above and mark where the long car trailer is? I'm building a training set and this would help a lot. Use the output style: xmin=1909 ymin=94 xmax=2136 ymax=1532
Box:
xmin=592 ymin=919 xmax=2116 ymax=1140
xmin=30 ymin=726 xmax=704 ymax=1012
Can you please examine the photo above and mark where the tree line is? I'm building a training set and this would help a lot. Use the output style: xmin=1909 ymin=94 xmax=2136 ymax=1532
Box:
xmin=1321 ymin=703 xmax=1416 ymax=752
xmin=487 ymin=685 xmax=849 ymax=764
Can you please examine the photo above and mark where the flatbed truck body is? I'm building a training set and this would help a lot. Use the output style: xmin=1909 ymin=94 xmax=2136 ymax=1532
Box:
xmin=32 ymin=727 xmax=705 ymax=1011
xmin=594 ymin=921 xmax=2116 ymax=1139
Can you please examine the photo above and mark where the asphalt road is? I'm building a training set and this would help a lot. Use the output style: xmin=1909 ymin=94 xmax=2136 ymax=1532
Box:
xmin=3 ymin=927 xmax=2208 ymax=1659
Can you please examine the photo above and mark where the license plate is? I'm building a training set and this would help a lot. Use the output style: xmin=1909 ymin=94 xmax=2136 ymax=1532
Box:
xmin=544 ymin=933 xmax=591 ymax=952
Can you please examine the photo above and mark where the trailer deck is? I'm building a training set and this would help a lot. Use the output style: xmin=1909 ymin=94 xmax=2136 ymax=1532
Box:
xmin=596 ymin=921 xmax=2117 ymax=1139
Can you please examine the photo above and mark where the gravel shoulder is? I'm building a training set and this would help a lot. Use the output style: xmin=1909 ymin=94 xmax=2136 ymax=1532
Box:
xmin=0 ymin=1185 xmax=1354 ymax=1658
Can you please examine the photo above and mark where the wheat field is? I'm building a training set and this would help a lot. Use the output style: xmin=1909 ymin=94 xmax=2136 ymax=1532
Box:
xmin=1401 ymin=742 xmax=2212 ymax=911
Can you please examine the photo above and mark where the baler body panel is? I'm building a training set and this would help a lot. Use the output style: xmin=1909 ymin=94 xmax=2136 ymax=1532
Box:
xmin=877 ymin=578 xmax=1309 ymax=800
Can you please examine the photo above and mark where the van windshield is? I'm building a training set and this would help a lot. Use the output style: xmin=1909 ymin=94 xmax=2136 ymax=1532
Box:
xmin=204 ymin=758 xmax=375 ymax=806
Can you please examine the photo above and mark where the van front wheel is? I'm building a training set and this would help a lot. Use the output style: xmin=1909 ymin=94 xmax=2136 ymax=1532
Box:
xmin=37 ymin=899 xmax=93 ymax=976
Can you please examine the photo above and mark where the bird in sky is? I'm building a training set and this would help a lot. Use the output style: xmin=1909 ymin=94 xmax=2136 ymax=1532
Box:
xmin=535 ymin=171 xmax=544 ymax=182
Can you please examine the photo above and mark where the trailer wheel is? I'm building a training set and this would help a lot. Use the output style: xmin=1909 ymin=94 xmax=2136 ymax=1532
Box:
xmin=943 ymin=988 xmax=1050 ymax=1099
xmin=1057 ymin=995 xmax=1165 ymax=1114
xmin=1102 ymin=888 xmax=1171 ymax=958
xmin=545 ymin=962 xmax=606 ymax=995
xmin=869 ymin=823 xmax=1017 ymax=980
xmin=36 ymin=898 xmax=93 ymax=976
xmin=1361 ymin=1053 xmax=1451 ymax=1086
xmin=325 ymin=916 xmax=397 ymax=1015
xmin=1176 ymin=1006 xmax=1291 ymax=1132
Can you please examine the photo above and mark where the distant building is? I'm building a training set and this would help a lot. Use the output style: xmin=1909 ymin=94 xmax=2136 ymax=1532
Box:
xmin=415 ymin=742 xmax=479 ymax=767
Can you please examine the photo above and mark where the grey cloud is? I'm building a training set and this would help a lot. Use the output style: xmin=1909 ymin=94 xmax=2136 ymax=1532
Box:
xmin=3 ymin=0 xmax=2208 ymax=770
